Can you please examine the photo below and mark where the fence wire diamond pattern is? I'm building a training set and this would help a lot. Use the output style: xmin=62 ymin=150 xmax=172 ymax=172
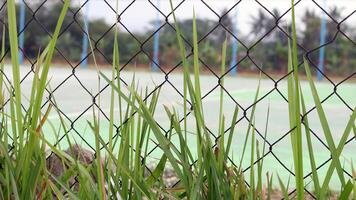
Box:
xmin=0 ymin=0 xmax=355 ymax=199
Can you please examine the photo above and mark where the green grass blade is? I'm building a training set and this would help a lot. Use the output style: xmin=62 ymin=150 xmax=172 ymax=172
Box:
xmin=8 ymin=86 xmax=18 ymax=149
xmin=304 ymin=58 xmax=346 ymax=189
xmin=290 ymin=0 xmax=304 ymax=196
xmin=267 ymin=173 xmax=273 ymax=200
xmin=250 ymin=123 xmax=256 ymax=200
xmin=107 ymin=0 xmax=120 ymax=195
xmin=257 ymin=104 xmax=270 ymax=198
xmin=192 ymin=9 xmax=203 ymax=121
xmin=146 ymin=155 xmax=167 ymax=187
xmin=277 ymin=174 xmax=290 ymax=200
xmin=300 ymin=90 xmax=320 ymax=195
xmin=48 ymin=176 xmax=81 ymax=200
xmin=218 ymin=39 xmax=227 ymax=169
xmin=352 ymin=164 xmax=356 ymax=200
xmin=225 ymin=106 xmax=239 ymax=159
xmin=88 ymin=115 xmax=106 ymax=200
xmin=30 ymin=0 xmax=70 ymax=130
xmin=239 ymin=78 xmax=260 ymax=170
xmin=164 ymin=106 xmax=195 ymax=169
xmin=320 ymin=108 xmax=356 ymax=196
xmin=7 ymin=0 xmax=23 ymax=150
xmin=339 ymin=180 xmax=353 ymax=200
xmin=0 ymin=24 xmax=5 ymax=106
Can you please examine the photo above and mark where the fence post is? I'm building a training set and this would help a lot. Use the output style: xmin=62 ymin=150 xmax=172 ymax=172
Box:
xmin=317 ymin=0 xmax=327 ymax=81
xmin=19 ymin=0 xmax=25 ymax=65
xmin=151 ymin=0 xmax=160 ymax=72
xmin=230 ymin=8 xmax=238 ymax=75
xmin=81 ymin=2 xmax=89 ymax=69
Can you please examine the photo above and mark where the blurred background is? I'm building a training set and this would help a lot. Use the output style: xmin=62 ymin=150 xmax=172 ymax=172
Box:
xmin=0 ymin=0 xmax=355 ymax=78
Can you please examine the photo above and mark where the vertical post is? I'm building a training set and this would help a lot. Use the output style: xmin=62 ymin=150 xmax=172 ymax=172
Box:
xmin=151 ymin=0 xmax=160 ymax=71
xmin=230 ymin=8 xmax=238 ymax=75
xmin=317 ymin=0 xmax=327 ymax=81
xmin=81 ymin=2 xmax=89 ymax=68
xmin=19 ymin=0 xmax=25 ymax=65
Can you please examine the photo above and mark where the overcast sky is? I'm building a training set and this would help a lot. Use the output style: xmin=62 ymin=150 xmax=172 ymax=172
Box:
xmin=79 ymin=0 xmax=356 ymax=34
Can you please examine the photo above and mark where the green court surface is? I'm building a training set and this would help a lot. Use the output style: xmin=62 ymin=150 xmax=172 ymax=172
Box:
xmin=5 ymin=65 xmax=356 ymax=188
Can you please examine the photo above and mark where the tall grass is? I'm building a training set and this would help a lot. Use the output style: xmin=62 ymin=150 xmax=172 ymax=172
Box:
xmin=0 ymin=0 xmax=355 ymax=199
xmin=288 ymin=1 xmax=304 ymax=199
xmin=0 ymin=0 xmax=70 ymax=199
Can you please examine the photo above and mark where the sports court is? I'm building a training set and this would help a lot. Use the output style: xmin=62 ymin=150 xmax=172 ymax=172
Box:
xmin=4 ymin=64 xmax=355 ymax=188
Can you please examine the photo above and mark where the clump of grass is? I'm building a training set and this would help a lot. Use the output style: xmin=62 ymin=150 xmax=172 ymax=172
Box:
xmin=0 ymin=0 xmax=70 ymax=199
xmin=0 ymin=0 xmax=355 ymax=199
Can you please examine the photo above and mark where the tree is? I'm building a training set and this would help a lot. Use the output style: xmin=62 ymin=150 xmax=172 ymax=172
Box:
xmin=248 ymin=9 xmax=290 ymax=73
xmin=301 ymin=6 xmax=355 ymax=76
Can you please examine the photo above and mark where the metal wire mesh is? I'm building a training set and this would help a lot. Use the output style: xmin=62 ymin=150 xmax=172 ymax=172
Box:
xmin=0 ymin=0 xmax=355 ymax=199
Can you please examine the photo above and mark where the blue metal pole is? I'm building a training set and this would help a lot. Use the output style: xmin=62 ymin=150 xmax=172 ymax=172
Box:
xmin=317 ymin=0 xmax=327 ymax=81
xmin=81 ymin=3 xmax=89 ymax=68
xmin=230 ymin=9 xmax=238 ymax=75
xmin=19 ymin=0 xmax=25 ymax=65
xmin=151 ymin=0 xmax=160 ymax=71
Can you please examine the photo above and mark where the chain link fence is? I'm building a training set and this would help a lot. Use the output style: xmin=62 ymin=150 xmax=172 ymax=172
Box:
xmin=0 ymin=0 xmax=355 ymax=199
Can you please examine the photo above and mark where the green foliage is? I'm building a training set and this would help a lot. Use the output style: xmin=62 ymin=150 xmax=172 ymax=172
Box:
xmin=0 ymin=2 xmax=354 ymax=76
